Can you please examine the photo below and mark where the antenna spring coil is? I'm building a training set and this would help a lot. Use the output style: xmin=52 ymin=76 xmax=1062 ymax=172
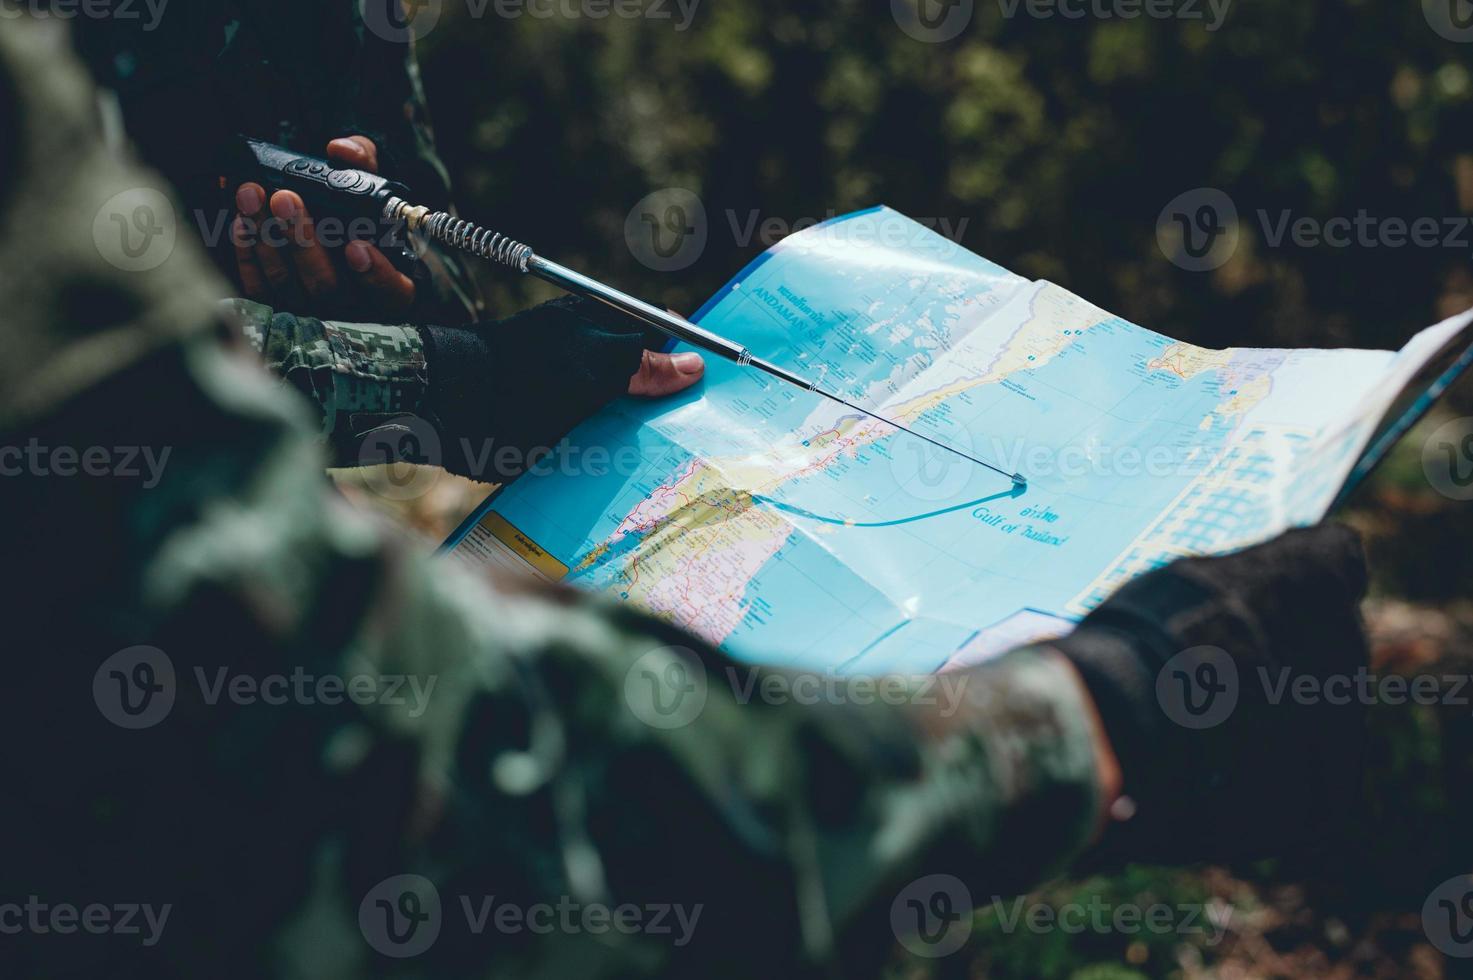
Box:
xmin=384 ymin=198 xmax=534 ymax=272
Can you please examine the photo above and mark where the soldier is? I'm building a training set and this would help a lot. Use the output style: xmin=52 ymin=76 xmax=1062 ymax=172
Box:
xmin=0 ymin=13 xmax=1370 ymax=979
xmin=68 ymin=1 xmax=704 ymax=476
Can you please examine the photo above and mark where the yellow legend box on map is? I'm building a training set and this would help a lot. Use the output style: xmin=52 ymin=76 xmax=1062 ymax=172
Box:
xmin=477 ymin=511 xmax=568 ymax=581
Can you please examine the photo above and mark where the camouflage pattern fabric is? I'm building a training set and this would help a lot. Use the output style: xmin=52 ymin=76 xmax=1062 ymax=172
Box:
xmin=230 ymin=297 xmax=430 ymax=464
xmin=0 ymin=14 xmax=1104 ymax=979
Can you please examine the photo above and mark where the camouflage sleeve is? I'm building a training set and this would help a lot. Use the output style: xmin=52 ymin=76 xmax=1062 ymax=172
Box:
xmin=228 ymin=297 xmax=430 ymax=468
xmin=227 ymin=295 xmax=654 ymax=479
xmin=18 ymin=330 xmax=1105 ymax=977
xmin=1 ymin=17 xmax=1103 ymax=977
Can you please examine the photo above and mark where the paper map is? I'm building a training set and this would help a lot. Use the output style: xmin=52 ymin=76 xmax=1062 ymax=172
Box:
xmin=446 ymin=207 xmax=1473 ymax=674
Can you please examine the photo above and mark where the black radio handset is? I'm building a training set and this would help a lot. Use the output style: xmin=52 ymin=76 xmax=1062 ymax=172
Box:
xmin=229 ymin=137 xmax=417 ymax=272
xmin=238 ymin=138 xmax=410 ymax=222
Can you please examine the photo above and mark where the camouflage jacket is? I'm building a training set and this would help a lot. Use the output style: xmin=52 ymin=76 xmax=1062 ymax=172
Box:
xmin=0 ymin=15 xmax=1102 ymax=980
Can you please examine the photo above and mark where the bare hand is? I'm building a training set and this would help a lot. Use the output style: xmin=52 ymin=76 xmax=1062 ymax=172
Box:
xmin=231 ymin=136 xmax=416 ymax=317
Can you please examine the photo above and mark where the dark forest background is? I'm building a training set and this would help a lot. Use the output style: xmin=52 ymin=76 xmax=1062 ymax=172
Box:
xmin=420 ymin=0 xmax=1473 ymax=351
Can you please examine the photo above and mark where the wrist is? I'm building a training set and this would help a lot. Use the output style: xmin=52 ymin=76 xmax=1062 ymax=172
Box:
xmin=1043 ymin=649 xmax=1125 ymax=839
xmin=1048 ymin=624 xmax=1163 ymax=811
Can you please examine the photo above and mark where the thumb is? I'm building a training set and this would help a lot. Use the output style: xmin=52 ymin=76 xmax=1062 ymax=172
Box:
xmin=627 ymin=350 xmax=704 ymax=398
xmin=326 ymin=136 xmax=379 ymax=173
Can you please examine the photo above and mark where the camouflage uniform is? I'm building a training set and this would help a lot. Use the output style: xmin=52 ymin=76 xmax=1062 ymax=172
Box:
xmin=231 ymin=299 xmax=432 ymax=466
xmin=0 ymin=15 xmax=1103 ymax=980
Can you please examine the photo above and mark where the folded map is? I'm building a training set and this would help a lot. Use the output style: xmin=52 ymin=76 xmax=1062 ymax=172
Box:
xmin=445 ymin=207 xmax=1473 ymax=674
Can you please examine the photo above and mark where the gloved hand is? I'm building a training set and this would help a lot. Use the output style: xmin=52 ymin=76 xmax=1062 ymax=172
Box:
xmin=1052 ymin=524 xmax=1370 ymax=864
xmin=420 ymin=296 xmax=704 ymax=481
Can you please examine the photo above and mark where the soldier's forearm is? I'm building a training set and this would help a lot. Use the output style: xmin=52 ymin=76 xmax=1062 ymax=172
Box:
xmin=228 ymin=297 xmax=431 ymax=468
xmin=229 ymin=294 xmax=660 ymax=479
xmin=890 ymin=648 xmax=1109 ymax=896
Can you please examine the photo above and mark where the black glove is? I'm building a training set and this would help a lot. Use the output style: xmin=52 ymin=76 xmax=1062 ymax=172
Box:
xmin=1053 ymin=523 xmax=1370 ymax=865
xmin=420 ymin=295 xmax=668 ymax=481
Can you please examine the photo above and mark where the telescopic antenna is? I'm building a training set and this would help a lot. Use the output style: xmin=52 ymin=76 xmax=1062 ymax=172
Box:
xmin=385 ymin=198 xmax=1026 ymax=487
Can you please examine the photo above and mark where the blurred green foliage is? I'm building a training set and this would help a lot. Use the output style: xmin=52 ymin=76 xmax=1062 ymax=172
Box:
xmin=420 ymin=0 xmax=1473 ymax=354
xmin=967 ymin=867 xmax=1221 ymax=978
